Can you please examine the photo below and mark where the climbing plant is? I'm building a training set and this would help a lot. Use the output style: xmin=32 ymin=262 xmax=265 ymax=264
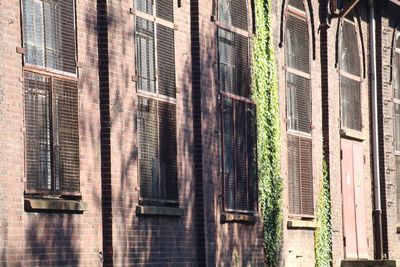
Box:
xmin=314 ymin=158 xmax=332 ymax=267
xmin=252 ymin=0 xmax=283 ymax=266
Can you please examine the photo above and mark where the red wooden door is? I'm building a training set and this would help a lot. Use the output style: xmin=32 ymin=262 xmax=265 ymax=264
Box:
xmin=341 ymin=139 xmax=368 ymax=259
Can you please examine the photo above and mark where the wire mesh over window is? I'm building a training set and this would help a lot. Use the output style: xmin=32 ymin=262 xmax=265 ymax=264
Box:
xmin=285 ymin=15 xmax=310 ymax=74
xmin=221 ymin=94 xmax=257 ymax=212
xmin=218 ymin=0 xmax=248 ymax=31
xmin=157 ymin=25 xmax=176 ymax=98
xmin=218 ymin=28 xmax=250 ymax=98
xmin=340 ymin=20 xmax=361 ymax=77
xmin=340 ymin=75 xmax=362 ymax=131
xmin=138 ymin=97 xmax=178 ymax=203
xmin=24 ymin=71 xmax=80 ymax=194
xmin=288 ymin=0 xmax=305 ymax=10
xmin=22 ymin=0 xmax=76 ymax=74
xmin=288 ymin=134 xmax=313 ymax=216
xmin=286 ymin=73 xmax=311 ymax=133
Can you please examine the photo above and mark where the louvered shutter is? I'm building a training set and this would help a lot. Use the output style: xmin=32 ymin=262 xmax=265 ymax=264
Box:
xmin=341 ymin=20 xmax=361 ymax=77
xmin=53 ymin=79 xmax=80 ymax=193
xmin=158 ymin=101 xmax=178 ymax=201
xmin=156 ymin=0 xmax=174 ymax=22
xmin=235 ymin=34 xmax=250 ymax=98
xmin=231 ymin=0 xmax=248 ymax=31
xmin=222 ymin=96 xmax=235 ymax=210
xmin=25 ymin=72 xmax=52 ymax=190
xmin=286 ymin=73 xmax=311 ymax=133
xmin=138 ymin=97 xmax=159 ymax=199
xmin=340 ymin=75 xmax=362 ymax=131
xmin=288 ymin=0 xmax=305 ymax=10
xmin=59 ymin=0 xmax=76 ymax=73
xmin=285 ymin=15 xmax=310 ymax=74
xmin=288 ymin=134 xmax=313 ymax=215
xmin=136 ymin=17 xmax=156 ymax=93
xmin=157 ymin=25 xmax=176 ymax=98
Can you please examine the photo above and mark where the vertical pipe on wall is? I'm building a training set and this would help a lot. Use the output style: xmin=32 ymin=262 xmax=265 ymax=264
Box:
xmin=368 ymin=0 xmax=383 ymax=260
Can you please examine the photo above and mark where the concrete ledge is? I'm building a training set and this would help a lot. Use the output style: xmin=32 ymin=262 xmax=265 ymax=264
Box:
xmin=25 ymin=198 xmax=87 ymax=212
xmin=341 ymin=260 xmax=396 ymax=267
xmin=287 ymin=219 xmax=317 ymax=230
xmin=340 ymin=128 xmax=365 ymax=141
xmin=136 ymin=205 xmax=184 ymax=217
xmin=220 ymin=213 xmax=257 ymax=224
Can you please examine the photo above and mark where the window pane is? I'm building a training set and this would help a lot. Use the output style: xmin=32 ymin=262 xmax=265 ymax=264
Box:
xmin=285 ymin=15 xmax=310 ymax=73
xmin=23 ymin=0 xmax=45 ymax=67
xmin=25 ymin=72 xmax=51 ymax=190
xmin=135 ymin=0 xmax=153 ymax=15
xmin=136 ymin=17 xmax=156 ymax=93
xmin=340 ymin=75 xmax=362 ymax=131
xmin=286 ymin=73 xmax=311 ymax=133
xmin=218 ymin=0 xmax=248 ymax=30
xmin=44 ymin=0 xmax=60 ymax=70
xmin=396 ymin=156 xmax=400 ymax=222
xmin=218 ymin=29 xmax=235 ymax=94
xmin=138 ymin=97 xmax=159 ymax=200
xmin=218 ymin=0 xmax=232 ymax=25
xmin=394 ymin=53 xmax=400 ymax=99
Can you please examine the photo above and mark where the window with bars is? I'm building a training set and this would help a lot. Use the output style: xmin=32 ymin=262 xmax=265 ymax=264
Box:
xmin=22 ymin=0 xmax=76 ymax=74
xmin=134 ymin=0 xmax=178 ymax=205
xmin=394 ymin=35 xmax=400 ymax=222
xmin=285 ymin=0 xmax=314 ymax=216
xmin=218 ymin=0 xmax=257 ymax=213
xmin=340 ymin=17 xmax=362 ymax=131
xmin=22 ymin=0 xmax=79 ymax=195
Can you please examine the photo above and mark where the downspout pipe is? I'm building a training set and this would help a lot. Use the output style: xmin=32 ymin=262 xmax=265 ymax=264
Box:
xmin=368 ymin=0 xmax=383 ymax=260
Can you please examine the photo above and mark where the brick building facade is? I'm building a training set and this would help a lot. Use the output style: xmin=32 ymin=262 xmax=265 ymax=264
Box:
xmin=1 ymin=0 xmax=400 ymax=266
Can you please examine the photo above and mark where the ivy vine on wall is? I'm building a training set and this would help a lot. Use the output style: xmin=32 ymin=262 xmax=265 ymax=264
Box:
xmin=252 ymin=0 xmax=283 ymax=266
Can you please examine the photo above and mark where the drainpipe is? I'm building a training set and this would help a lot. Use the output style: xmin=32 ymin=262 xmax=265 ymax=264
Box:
xmin=368 ymin=0 xmax=383 ymax=260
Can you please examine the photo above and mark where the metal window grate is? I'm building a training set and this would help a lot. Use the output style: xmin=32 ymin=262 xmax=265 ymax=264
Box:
xmin=286 ymin=72 xmax=311 ymax=133
xmin=340 ymin=75 xmax=362 ymax=131
xmin=22 ymin=0 xmax=76 ymax=73
xmin=218 ymin=29 xmax=250 ymax=98
xmin=221 ymin=94 xmax=257 ymax=212
xmin=288 ymin=134 xmax=313 ymax=216
xmin=157 ymin=24 xmax=176 ymax=98
xmin=138 ymin=97 xmax=178 ymax=202
xmin=156 ymin=0 xmax=173 ymax=22
xmin=53 ymin=79 xmax=80 ymax=192
xmin=288 ymin=0 xmax=305 ymax=10
xmin=341 ymin=20 xmax=361 ymax=77
xmin=24 ymin=71 xmax=80 ymax=193
xmin=285 ymin=15 xmax=310 ymax=74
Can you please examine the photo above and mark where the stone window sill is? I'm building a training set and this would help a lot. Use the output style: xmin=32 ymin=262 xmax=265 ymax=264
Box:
xmin=220 ymin=212 xmax=257 ymax=224
xmin=340 ymin=128 xmax=364 ymax=141
xmin=24 ymin=197 xmax=87 ymax=213
xmin=135 ymin=205 xmax=184 ymax=217
xmin=287 ymin=218 xmax=317 ymax=230
xmin=396 ymin=224 xmax=400 ymax=233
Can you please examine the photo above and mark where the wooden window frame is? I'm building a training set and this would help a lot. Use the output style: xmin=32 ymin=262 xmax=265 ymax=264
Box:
xmin=22 ymin=0 xmax=79 ymax=198
xmin=134 ymin=0 xmax=178 ymax=206
xmin=217 ymin=0 xmax=257 ymax=215
xmin=285 ymin=0 xmax=315 ymax=218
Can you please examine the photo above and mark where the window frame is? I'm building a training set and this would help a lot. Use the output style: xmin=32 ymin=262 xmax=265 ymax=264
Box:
xmin=338 ymin=15 xmax=363 ymax=133
xmin=21 ymin=0 xmax=80 ymax=197
xmin=217 ymin=0 xmax=258 ymax=214
xmin=285 ymin=1 xmax=315 ymax=218
xmin=134 ymin=0 xmax=179 ymax=206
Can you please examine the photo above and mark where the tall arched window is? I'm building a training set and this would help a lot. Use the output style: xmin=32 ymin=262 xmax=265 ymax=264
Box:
xmin=285 ymin=0 xmax=314 ymax=216
xmin=218 ymin=0 xmax=257 ymax=213
xmin=393 ymin=32 xmax=400 ymax=222
xmin=339 ymin=14 xmax=362 ymax=131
